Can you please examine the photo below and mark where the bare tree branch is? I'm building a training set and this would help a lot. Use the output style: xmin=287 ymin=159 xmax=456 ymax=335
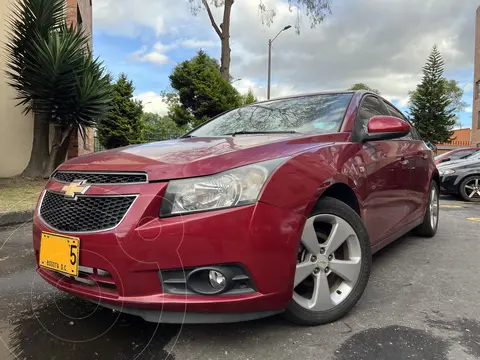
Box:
xmin=202 ymin=0 xmax=223 ymax=39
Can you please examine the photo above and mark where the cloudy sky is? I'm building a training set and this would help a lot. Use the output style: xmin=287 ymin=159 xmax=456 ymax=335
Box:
xmin=93 ymin=0 xmax=479 ymax=128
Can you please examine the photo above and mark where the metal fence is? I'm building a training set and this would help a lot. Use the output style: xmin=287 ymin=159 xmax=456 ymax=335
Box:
xmin=93 ymin=134 xmax=183 ymax=152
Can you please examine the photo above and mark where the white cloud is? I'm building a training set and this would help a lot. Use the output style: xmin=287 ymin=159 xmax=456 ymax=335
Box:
xmin=95 ymin=0 xmax=479 ymax=104
xmin=464 ymin=106 xmax=473 ymax=113
xmin=181 ymin=39 xmax=216 ymax=48
xmin=130 ymin=42 xmax=174 ymax=66
xmin=134 ymin=92 xmax=169 ymax=115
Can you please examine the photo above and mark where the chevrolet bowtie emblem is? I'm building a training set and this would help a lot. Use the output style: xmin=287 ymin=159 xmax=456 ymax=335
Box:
xmin=61 ymin=180 xmax=90 ymax=199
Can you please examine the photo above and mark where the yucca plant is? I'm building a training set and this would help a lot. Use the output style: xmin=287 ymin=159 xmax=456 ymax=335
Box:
xmin=5 ymin=0 xmax=67 ymax=177
xmin=5 ymin=0 xmax=112 ymax=177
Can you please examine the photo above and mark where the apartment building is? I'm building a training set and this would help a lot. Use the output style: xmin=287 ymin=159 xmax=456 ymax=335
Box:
xmin=0 ymin=0 xmax=93 ymax=177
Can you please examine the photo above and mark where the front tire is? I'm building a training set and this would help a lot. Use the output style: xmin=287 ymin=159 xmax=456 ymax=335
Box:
xmin=459 ymin=176 xmax=480 ymax=202
xmin=284 ymin=197 xmax=372 ymax=326
xmin=414 ymin=180 xmax=439 ymax=237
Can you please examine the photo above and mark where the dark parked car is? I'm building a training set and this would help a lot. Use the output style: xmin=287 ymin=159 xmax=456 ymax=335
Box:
xmin=434 ymin=147 xmax=479 ymax=165
xmin=33 ymin=91 xmax=439 ymax=326
xmin=438 ymin=151 xmax=480 ymax=202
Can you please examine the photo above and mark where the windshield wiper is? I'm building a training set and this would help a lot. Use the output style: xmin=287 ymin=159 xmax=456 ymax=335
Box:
xmin=223 ymin=130 xmax=299 ymax=136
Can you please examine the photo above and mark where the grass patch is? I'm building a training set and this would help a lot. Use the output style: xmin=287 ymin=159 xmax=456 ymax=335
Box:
xmin=0 ymin=177 xmax=47 ymax=213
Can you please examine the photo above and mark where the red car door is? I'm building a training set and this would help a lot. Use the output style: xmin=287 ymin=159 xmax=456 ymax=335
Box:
xmin=354 ymin=95 xmax=409 ymax=245
xmin=382 ymin=100 xmax=430 ymax=221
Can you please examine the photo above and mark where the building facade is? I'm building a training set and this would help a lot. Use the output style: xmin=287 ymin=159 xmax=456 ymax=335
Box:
xmin=472 ymin=6 xmax=480 ymax=147
xmin=0 ymin=0 xmax=93 ymax=177
xmin=436 ymin=128 xmax=472 ymax=155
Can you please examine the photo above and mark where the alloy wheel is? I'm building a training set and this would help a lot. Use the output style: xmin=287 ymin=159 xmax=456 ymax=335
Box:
xmin=464 ymin=178 xmax=480 ymax=200
xmin=429 ymin=186 xmax=439 ymax=229
xmin=293 ymin=214 xmax=362 ymax=312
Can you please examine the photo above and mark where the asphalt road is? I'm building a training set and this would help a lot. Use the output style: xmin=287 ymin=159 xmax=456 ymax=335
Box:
xmin=1 ymin=196 xmax=479 ymax=360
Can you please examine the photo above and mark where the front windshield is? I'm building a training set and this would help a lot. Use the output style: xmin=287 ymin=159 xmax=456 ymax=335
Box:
xmin=188 ymin=93 xmax=353 ymax=137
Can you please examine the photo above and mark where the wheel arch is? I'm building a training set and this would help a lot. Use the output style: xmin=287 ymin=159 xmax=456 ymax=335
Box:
xmin=314 ymin=182 xmax=361 ymax=218
xmin=432 ymin=169 xmax=440 ymax=188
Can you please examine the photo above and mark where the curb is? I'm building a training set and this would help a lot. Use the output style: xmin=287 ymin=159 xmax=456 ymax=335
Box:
xmin=0 ymin=209 xmax=34 ymax=227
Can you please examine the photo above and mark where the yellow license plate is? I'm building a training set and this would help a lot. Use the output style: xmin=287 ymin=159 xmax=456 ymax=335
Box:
xmin=39 ymin=232 xmax=80 ymax=276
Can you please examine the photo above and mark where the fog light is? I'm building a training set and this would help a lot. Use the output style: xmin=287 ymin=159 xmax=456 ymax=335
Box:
xmin=208 ymin=270 xmax=226 ymax=290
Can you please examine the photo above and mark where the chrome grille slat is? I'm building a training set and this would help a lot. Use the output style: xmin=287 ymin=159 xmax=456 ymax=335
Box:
xmin=39 ymin=191 xmax=136 ymax=232
xmin=53 ymin=171 xmax=147 ymax=184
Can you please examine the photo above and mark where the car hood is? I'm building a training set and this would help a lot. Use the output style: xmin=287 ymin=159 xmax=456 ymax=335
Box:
xmin=59 ymin=133 xmax=347 ymax=181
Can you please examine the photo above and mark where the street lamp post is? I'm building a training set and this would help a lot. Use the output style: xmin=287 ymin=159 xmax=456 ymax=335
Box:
xmin=267 ymin=25 xmax=291 ymax=100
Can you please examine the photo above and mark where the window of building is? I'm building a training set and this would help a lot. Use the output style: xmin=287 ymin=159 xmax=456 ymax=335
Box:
xmin=477 ymin=81 xmax=480 ymax=99
xmin=77 ymin=5 xmax=83 ymax=29
xmin=478 ymin=111 xmax=480 ymax=129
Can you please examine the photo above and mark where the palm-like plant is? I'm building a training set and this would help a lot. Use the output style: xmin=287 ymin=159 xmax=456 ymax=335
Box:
xmin=5 ymin=0 xmax=112 ymax=177
xmin=6 ymin=0 xmax=66 ymax=177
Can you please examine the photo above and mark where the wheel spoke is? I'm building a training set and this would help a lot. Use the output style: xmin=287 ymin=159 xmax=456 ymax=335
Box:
xmin=301 ymin=217 xmax=320 ymax=255
xmin=476 ymin=179 xmax=479 ymax=188
xmin=465 ymin=185 xmax=475 ymax=190
xmin=310 ymin=271 xmax=333 ymax=311
xmin=294 ymin=262 xmax=317 ymax=287
xmin=330 ymin=258 xmax=361 ymax=284
xmin=469 ymin=190 xmax=476 ymax=198
xmin=324 ymin=217 xmax=356 ymax=256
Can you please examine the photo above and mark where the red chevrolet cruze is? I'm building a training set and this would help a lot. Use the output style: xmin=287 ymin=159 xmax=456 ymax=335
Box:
xmin=33 ymin=91 xmax=439 ymax=326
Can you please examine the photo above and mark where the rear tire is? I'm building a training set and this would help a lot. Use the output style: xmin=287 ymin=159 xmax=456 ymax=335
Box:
xmin=284 ymin=197 xmax=371 ymax=326
xmin=414 ymin=180 xmax=439 ymax=237
xmin=459 ymin=176 xmax=480 ymax=202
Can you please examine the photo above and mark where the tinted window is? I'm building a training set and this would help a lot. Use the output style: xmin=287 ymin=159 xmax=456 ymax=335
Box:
xmin=189 ymin=93 xmax=353 ymax=137
xmin=358 ymin=96 xmax=387 ymax=131
xmin=384 ymin=101 xmax=406 ymax=120
xmin=451 ymin=150 xmax=476 ymax=159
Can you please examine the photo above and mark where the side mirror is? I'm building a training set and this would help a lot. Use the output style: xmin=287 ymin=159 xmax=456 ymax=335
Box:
xmin=361 ymin=115 xmax=411 ymax=142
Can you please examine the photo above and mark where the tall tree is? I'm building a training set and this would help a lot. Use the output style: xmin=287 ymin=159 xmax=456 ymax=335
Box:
xmin=242 ymin=88 xmax=257 ymax=105
xmin=5 ymin=0 xmax=66 ymax=177
xmin=189 ymin=0 xmax=333 ymax=81
xmin=142 ymin=112 xmax=185 ymax=141
xmin=348 ymin=83 xmax=380 ymax=94
xmin=169 ymin=50 xmax=241 ymax=126
xmin=408 ymin=45 xmax=456 ymax=144
xmin=97 ymin=74 xmax=144 ymax=149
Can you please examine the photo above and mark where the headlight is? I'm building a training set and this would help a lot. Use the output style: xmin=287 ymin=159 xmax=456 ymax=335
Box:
xmin=439 ymin=169 xmax=455 ymax=176
xmin=160 ymin=157 xmax=288 ymax=216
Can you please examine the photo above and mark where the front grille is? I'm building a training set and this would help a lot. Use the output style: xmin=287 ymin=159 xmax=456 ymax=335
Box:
xmin=53 ymin=172 xmax=147 ymax=184
xmin=40 ymin=191 xmax=136 ymax=232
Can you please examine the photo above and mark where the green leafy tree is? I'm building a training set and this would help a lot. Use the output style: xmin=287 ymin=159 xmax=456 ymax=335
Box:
xmin=169 ymin=50 xmax=241 ymax=126
xmin=142 ymin=112 xmax=185 ymax=141
xmin=408 ymin=45 xmax=456 ymax=144
xmin=6 ymin=0 xmax=112 ymax=177
xmin=97 ymin=74 xmax=144 ymax=149
xmin=348 ymin=83 xmax=380 ymax=94
xmin=189 ymin=0 xmax=332 ymax=81
xmin=242 ymin=88 xmax=257 ymax=105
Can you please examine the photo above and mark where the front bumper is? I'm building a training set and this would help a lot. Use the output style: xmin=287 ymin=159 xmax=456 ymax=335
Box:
xmin=439 ymin=174 xmax=459 ymax=194
xmin=33 ymin=180 xmax=304 ymax=322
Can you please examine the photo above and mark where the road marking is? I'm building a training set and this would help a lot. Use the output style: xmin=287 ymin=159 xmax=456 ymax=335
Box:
xmin=467 ymin=217 xmax=480 ymax=222
xmin=440 ymin=205 xmax=462 ymax=208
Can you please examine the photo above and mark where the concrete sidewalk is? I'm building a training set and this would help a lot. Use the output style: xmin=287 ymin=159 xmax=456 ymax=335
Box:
xmin=0 ymin=209 xmax=34 ymax=227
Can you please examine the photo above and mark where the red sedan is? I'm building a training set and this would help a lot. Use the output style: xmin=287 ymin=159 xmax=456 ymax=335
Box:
xmin=33 ymin=91 xmax=439 ymax=326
